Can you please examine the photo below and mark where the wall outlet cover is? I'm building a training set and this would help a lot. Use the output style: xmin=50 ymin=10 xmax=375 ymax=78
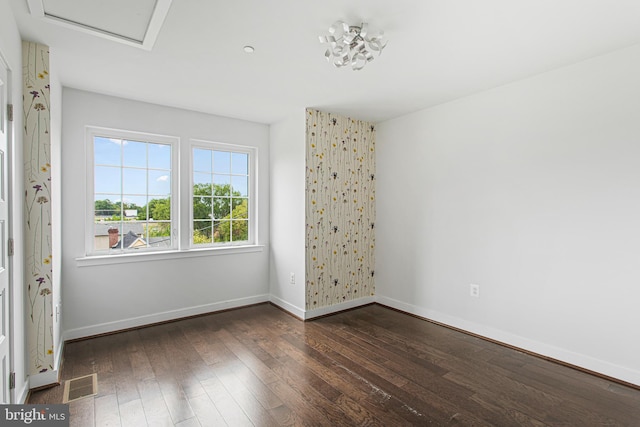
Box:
xmin=470 ymin=284 xmax=480 ymax=298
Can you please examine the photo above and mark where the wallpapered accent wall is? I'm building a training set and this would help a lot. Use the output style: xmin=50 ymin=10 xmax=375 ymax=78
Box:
xmin=305 ymin=109 xmax=375 ymax=310
xmin=23 ymin=42 xmax=54 ymax=375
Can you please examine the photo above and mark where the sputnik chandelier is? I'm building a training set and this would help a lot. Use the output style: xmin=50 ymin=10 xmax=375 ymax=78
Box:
xmin=319 ymin=21 xmax=387 ymax=71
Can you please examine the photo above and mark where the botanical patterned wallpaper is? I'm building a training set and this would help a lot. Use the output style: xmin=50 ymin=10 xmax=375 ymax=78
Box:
xmin=23 ymin=42 xmax=54 ymax=375
xmin=305 ymin=109 xmax=375 ymax=310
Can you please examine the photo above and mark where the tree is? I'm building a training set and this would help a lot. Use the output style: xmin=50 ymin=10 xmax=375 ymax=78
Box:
xmin=147 ymin=222 xmax=171 ymax=237
xmin=95 ymin=199 xmax=117 ymax=216
xmin=149 ymin=198 xmax=171 ymax=220
xmin=216 ymin=199 xmax=248 ymax=242
xmin=192 ymin=183 xmax=247 ymax=244
xmin=135 ymin=197 xmax=171 ymax=221
xmin=94 ymin=200 xmax=142 ymax=221
xmin=95 ymin=199 xmax=142 ymax=220
xmin=192 ymin=183 xmax=239 ymax=220
xmin=193 ymin=229 xmax=212 ymax=244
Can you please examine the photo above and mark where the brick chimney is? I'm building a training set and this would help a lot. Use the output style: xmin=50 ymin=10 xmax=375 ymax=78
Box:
xmin=108 ymin=228 xmax=119 ymax=248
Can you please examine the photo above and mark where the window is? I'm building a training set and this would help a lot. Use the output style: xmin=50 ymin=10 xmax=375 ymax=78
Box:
xmin=86 ymin=128 xmax=257 ymax=258
xmin=191 ymin=141 xmax=254 ymax=246
xmin=88 ymin=127 xmax=178 ymax=255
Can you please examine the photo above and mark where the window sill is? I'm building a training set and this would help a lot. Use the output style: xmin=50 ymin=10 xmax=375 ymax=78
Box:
xmin=76 ymin=245 xmax=265 ymax=267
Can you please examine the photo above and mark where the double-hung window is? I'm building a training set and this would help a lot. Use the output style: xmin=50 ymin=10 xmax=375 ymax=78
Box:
xmin=88 ymin=127 xmax=178 ymax=255
xmin=191 ymin=141 xmax=254 ymax=246
xmin=86 ymin=128 xmax=257 ymax=258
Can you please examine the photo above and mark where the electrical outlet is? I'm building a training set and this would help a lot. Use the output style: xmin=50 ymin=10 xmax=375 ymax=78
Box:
xmin=290 ymin=272 xmax=295 ymax=285
xmin=470 ymin=284 xmax=480 ymax=298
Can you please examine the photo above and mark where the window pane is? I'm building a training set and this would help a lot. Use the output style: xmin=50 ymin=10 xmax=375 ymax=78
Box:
xmin=194 ymin=221 xmax=212 ymax=244
xmin=148 ymin=143 xmax=171 ymax=169
xmin=189 ymin=143 xmax=252 ymax=248
xmin=213 ymin=175 xmax=231 ymax=195
xmin=95 ymin=166 xmax=121 ymax=194
xmin=94 ymin=197 xmax=120 ymax=218
xmin=149 ymin=170 xmax=170 ymax=195
xmin=231 ymin=199 xmax=248 ymax=219
xmin=91 ymin=132 xmax=175 ymax=254
xmin=193 ymin=148 xmax=212 ymax=173
xmin=123 ymin=140 xmax=147 ymax=167
xmin=123 ymin=168 xmax=147 ymax=194
xmin=93 ymin=220 xmax=122 ymax=251
xmin=95 ymin=137 xmax=121 ymax=166
xmin=122 ymin=209 xmax=139 ymax=221
xmin=137 ymin=199 xmax=149 ymax=221
xmin=147 ymin=221 xmax=171 ymax=248
xmin=102 ymin=221 xmax=146 ymax=250
xmin=214 ymin=220 xmax=230 ymax=243
xmin=123 ymin=196 xmax=147 ymax=220
xmin=193 ymin=197 xmax=212 ymax=219
xmin=193 ymin=172 xmax=211 ymax=188
xmin=232 ymin=152 xmax=248 ymax=175
xmin=213 ymin=197 xmax=231 ymax=219
xmin=148 ymin=197 xmax=171 ymax=221
xmin=213 ymin=151 xmax=231 ymax=174
xmin=231 ymin=176 xmax=248 ymax=197
xmin=232 ymin=220 xmax=249 ymax=241
xmin=193 ymin=184 xmax=213 ymax=198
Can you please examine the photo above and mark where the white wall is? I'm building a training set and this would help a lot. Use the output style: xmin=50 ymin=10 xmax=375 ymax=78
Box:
xmin=62 ymin=89 xmax=270 ymax=338
xmin=376 ymin=44 xmax=640 ymax=386
xmin=269 ymin=111 xmax=306 ymax=316
xmin=0 ymin=1 xmax=28 ymax=402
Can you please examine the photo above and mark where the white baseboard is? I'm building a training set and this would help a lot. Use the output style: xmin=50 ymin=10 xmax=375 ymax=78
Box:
xmin=63 ymin=294 xmax=270 ymax=341
xmin=27 ymin=338 xmax=66 ymax=390
xmin=268 ymin=295 xmax=375 ymax=320
xmin=29 ymin=369 xmax=60 ymax=390
xmin=303 ymin=296 xmax=376 ymax=320
xmin=269 ymin=295 xmax=305 ymax=319
xmin=377 ymin=295 xmax=640 ymax=388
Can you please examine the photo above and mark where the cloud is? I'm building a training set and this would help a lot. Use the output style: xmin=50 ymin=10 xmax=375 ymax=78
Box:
xmin=108 ymin=138 xmax=127 ymax=146
xmin=156 ymin=175 xmax=169 ymax=182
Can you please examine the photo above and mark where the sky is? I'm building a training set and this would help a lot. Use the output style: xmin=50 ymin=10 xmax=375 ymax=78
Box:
xmin=94 ymin=136 xmax=248 ymax=207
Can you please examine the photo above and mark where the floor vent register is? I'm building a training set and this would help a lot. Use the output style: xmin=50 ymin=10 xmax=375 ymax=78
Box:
xmin=62 ymin=373 xmax=98 ymax=403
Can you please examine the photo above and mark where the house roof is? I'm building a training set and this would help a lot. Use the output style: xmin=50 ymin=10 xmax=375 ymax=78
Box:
xmin=95 ymin=222 xmax=144 ymax=237
xmin=112 ymin=230 xmax=146 ymax=249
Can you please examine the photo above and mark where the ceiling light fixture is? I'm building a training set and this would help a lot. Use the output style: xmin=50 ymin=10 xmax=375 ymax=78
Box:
xmin=243 ymin=45 xmax=255 ymax=53
xmin=319 ymin=20 xmax=386 ymax=71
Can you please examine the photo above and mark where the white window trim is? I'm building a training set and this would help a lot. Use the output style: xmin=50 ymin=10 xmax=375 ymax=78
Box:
xmin=79 ymin=128 xmax=262 ymax=266
xmin=84 ymin=126 xmax=180 ymax=257
xmin=189 ymin=139 xmax=258 ymax=248
xmin=76 ymin=244 xmax=265 ymax=267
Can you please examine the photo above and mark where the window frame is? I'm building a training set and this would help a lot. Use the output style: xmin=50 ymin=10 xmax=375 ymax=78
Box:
xmin=189 ymin=139 xmax=257 ymax=248
xmin=82 ymin=128 xmax=261 ymax=262
xmin=85 ymin=126 xmax=180 ymax=256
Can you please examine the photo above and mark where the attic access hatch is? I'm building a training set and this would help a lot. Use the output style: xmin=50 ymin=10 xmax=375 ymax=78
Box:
xmin=26 ymin=0 xmax=172 ymax=50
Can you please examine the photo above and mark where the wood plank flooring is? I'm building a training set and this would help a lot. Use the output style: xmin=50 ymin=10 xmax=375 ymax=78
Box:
xmin=29 ymin=303 xmax=640 ymax=426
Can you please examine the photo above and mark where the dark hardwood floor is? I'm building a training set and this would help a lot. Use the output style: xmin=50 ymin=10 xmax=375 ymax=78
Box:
xmin=29 ymin=303 xmax=640 ymax=426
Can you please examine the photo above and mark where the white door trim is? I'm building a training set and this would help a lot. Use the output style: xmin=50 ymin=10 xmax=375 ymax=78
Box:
xmin=0 ymin=47 xmax=15 ymax=404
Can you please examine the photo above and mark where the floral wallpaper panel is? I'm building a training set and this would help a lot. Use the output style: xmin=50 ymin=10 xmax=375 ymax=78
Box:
xmin=23 ymin=41 xmax=54 ymax=375
xmin=305 ymin=109 xmax=375 ymax=310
